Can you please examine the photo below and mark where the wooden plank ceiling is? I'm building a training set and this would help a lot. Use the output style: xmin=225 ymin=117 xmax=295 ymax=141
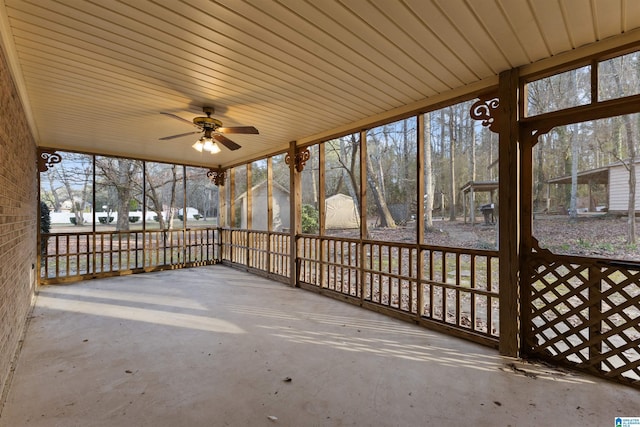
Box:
xmin=1 ymin=0 xmax=640 ymax=168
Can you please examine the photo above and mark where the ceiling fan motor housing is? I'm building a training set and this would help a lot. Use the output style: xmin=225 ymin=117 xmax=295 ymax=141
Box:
xmin=193 ymin=116 xmax=223 ymax=129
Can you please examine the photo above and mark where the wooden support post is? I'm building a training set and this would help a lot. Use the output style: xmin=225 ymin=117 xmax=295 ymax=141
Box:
xmin=416 ymin=114 xmax=425 ymax=318
xmin=319 ymin=143 xmax=326 ymax=236
xmin=182 ymin=165 xmax=187 ymax=263
xmin=246 ymin=163 xmax=253 ymax=230
xmin=318 ymin=143 xmax=326 ymax=287
xmin=246 ymin=163 xmax=252 ymax=267
xmin=359 ymin=130 xmax=368 ymax=304
xmin=463 ymin=190 xmax=467 ymax=224
xmin=470 ymin=187 xmax=476 ymax=225
xmin=498 ymin=68 xmax=520 ymax=357
xmin=289 ymin=141 xmax=301 ymax=287
xmin=219 ymin=175 xmax=227 ymax=228
xmin=267 ymin=157 xmax=273 ymax=272
xmin=588 ymin=265 xmax=602 ymax=372
xmin=229 ymin=169 xmax=235 ymax=263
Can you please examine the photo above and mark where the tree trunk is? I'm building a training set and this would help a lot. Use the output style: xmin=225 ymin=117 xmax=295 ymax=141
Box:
xmin=167 ymin=164 xmax=178 ymax=230
xmin=45 ymin=170 xmax=62 ymax=212
xmin=341 ymin=135 xmax=360 ymax=216
xmin=609 ymin=63 xmax=637 ymax=243
xmin=366 ymin=152 xmax=395 ymax=228
xmin=569 ymin=127 xmax=579 ymax=220
xmin=622 ymin=116 xmax=637 ymax=243
xmin=448 ymin=114 xmax=457 ymax=222
xmin=145 ymin=170 xmax=166 ymax=230
xmin=115 ymin=160 xmax=132 ymax=231
xmin=424 ymin=113 xmax=434 ymax=230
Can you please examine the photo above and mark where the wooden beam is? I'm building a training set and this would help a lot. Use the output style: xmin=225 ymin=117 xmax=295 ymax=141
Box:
xmin=289 ymin=141 xmax=301 ymax=288
xmin=267 ymin=157 xmax=273 ymax=272
xmin=416 ymin=114 xmax=425 ymax=319
xmin=219 ymin=173 xmax=227 ymax=228
xmin=521 ymin=93 xmax=640 ymax=133
xmin=498 ymin=68 xmax=520 ymax=357
xmin=246 ymin=163 xmax=252 ymax=230
xmin=229 ymin=168 xmax=235 ymax=228
xmin=246 ymin=163 xmax=252 ymax=267
xmin=319 ymin=142 xmax=326 ymax=235
xmin=359 ymin=130 xmax=368 ymax=240
xmin=359 ymin=130 xmax=368 ymax=305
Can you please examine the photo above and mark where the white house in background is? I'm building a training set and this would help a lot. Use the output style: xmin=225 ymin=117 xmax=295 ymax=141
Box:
xmin=177 ymin=207 xmax=201 ymax=220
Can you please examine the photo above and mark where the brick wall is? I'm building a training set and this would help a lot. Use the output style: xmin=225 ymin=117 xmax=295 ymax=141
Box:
xmin=0 ymin=43 xmax=37 ymax=400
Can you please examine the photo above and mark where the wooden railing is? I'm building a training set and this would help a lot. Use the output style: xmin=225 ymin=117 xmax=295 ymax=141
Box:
xmin=298 ymin=235 xmax=500 ymax=346
xmin=219 ymin=229 xmax=290 ymax=280
xmin=220 ymin=230 xmax=499 ymax=346
xmin=40 ymin=228 xmax=218 ymax=284
xmin=524 ymin=252 xmax=640 ymax=387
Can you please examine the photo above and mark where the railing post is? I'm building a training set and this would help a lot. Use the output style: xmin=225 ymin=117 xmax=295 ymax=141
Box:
xmin=589 ymin=265 xmax=602 ymax=372
xmin=246 ymin=230 xmax=250 ymax=267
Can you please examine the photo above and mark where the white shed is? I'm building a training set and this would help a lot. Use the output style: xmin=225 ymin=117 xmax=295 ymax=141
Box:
xmin=547 ymin=159 xmax=640 ymax=214
xmin=236 ymin=181 xmax=290 ymax=231
xmin=325 ymin=194 xmax=360 ymax=229
xmin=609 ymin=163 xmax=640 ymax=212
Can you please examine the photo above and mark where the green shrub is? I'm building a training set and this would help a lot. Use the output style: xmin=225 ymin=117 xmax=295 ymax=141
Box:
xmin=301 ymin=204 xmax=319 ymax=234
xmin=40 ymin=202 xmax=51 ymax=255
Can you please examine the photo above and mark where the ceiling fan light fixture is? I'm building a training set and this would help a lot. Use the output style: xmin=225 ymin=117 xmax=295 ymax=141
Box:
xmin=210 ymin=141 xmax=221 ymax=154
xmin=192 ymin=139 xmax=204 ymax=152
xmin=161 ymin=107 xmax=255 ymax=152
xmin=202 ymin=137 xmax=215 ymax=152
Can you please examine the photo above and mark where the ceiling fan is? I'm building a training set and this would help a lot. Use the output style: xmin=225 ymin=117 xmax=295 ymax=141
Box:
xmin=159 ymin=106 xmax=258 ymax=153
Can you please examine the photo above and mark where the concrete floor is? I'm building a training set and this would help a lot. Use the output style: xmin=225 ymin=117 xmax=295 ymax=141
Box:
xmin=0 ymin=266 xmax=637 ymax=427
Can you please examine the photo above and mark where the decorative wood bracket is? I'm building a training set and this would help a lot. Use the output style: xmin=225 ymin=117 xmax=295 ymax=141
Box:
xmin=521 ymin=124 xmax=554 ymax=149
xmin=207 ymin=168 xmax=226 ymax=186
xmin=38 ymin=150 xmax=62 ymax=172
xmin=285 ymin=148 xmax=310 ymax=172
xmin=470 ymin=94 xmax=500 ymax=133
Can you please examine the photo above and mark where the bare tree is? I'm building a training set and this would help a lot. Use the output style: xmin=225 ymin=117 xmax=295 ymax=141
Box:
xmin=424 ymin=113 xmax=435 ymax=230
xmin=95 ymin=158 xmax=141 ymax=231
xmin=448 ymin=109 xmax=457 ymax=222
xmin=52 ymin=153 xmax=92 ymax=225
xmin=367 ymin=131 xmax=396 ymax=228
xmin=145 ymin=163 xmax=181 ymax=230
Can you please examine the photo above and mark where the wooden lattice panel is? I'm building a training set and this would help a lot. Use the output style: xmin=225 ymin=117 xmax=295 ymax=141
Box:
xmin=527 ymin=256 xmax=640 ymax=387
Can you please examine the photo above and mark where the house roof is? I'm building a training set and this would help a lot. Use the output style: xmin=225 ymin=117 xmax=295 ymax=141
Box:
xmin=234 ymin=179 xmax=289 ymax=202
xmin=460 ymin=180 xmax=499 ymax=194
xmin=547 ymin=166 xmax=610 ymax=185
xmin=2 ymin=1 xmax=640 ymax=168
xmin=547 ymin=159 xmax=640 ymax=185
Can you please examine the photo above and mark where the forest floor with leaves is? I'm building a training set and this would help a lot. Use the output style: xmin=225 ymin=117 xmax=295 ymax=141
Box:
xmin=363 ymin=213 xmax=640 ymax=261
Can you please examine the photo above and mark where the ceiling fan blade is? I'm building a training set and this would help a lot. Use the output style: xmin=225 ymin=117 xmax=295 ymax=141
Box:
xmin=213 ymin=134 xmax=242 ymax=151
xmin=159 ymin=131 xmax=201 ymax=140
xmin=160 ymin=112 xmax=196 ymax=126
xmin=217 ymin=126 xmax=259 ymax=134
